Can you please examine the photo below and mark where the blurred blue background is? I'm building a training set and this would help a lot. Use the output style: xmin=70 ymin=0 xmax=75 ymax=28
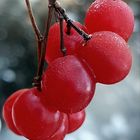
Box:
xmin=0 ymin=0 xmax=140 ymax=140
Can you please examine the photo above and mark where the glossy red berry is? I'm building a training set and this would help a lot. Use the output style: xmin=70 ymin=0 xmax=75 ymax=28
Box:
xmin=67 ymin=110 xmax=86 ymax=134
xmin=49 ymin=114 xmax=68 ymax=140
xmin=42 ymin=55 xmax=96 ymax=113
xmin=34 ymin=114 xmax=68 ymax=140
xmin=76 ymin=31 xmax=132 ymax=84
xmin=85 ymin=0 xmax=134 ymax=41
xmin=2 ymin=89 xmax=28 ymax=135
xmin=12 ymin=88 xmax=63 ymax=140
xmin=46 ymin=21 xmax=87 ymax=63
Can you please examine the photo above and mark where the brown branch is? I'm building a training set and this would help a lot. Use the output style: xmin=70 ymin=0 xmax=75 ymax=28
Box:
xmin=25 ymin=0 xmax=44 ymax=90
xmin=25 ymin=0 xmax=44 ymax=66
xmin=38 ymin=6 xmax=54 ymax=75
xmin=59 ymin=15 xmax=66 ymax=56
xmin=44 ymin=6 xmax=54 ymax=38
xmin=35 ymin=0 xmax=56 ymax=90
xmin=66 ymin=22 xmax=71 ymax=35
xmin=25 ymin=0 xmax=43 ymax=41
xmin=54 ymin=1 xmax=91 ymax=41
xmin=54 ymin=11 xmax=59 ymax=22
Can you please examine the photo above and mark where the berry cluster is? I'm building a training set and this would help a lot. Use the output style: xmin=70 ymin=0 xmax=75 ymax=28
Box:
xmin=2 ymin=0 xmax=134 ymax=140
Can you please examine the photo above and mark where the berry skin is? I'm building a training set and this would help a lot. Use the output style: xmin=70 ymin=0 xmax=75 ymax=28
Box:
xmin=42 ymin=55 xmax=96 ymax=113
xmin=76 ymin=31 xmax=132 ymax=84
xmin=12 ymin=88 xmax=63 ymax=140
xmin=49 ymin=114 xmax=68 ymax=140
xmin=34 ymin=114 xmax=68 ymax=140
xmin=85 ymin=0 xmax=134 ymax=41
xmin=67 ymin=110 xmax=86 ymax=134
xmin=46 ymin=21 xmax=87 ymax=63
xmin=2 ymin=89 xmax=28 ymax=135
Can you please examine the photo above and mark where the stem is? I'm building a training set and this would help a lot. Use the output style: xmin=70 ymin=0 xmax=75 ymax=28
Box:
xmin=59 ymin=16 xmax=66 ymax=56
xmin=36 ymin=0 xmax=56 ymax=90
xmin=25 ymin=0 xmax=43 ymax=62
xmin=25 ymin=0 xmax=44 ymax=90
xmin=54 ymin=11 xmax=59 ymax=22
xmin=25 ymin=0 xmax=43 ymax=41
xmin=38 ymin=8 xmax=54 ymax=74
xmin=37 ymin=41 xmax=42 ymax=62
xmin=44 ymin=6 xmax=54 ymax=38
xmin=54 ymin=1 xmax=91 ymax=41
xmin=66 ymin=23 xmax=71 ymax=35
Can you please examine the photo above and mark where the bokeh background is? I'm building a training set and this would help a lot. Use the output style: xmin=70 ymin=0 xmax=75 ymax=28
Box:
xmin=0 ymin=0 xmax=140 ymax=140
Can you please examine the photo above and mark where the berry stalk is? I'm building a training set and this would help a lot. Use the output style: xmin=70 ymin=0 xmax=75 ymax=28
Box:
xmin=36 ymin=1 xmax=55 ymax=90
xmin=66 ymin=23 xmax=71 ymax=35
xmin=25 ymin=0 xmax=43 ymax=41
xmin=25 ymin=0 xmax=43 ymax=62
xmin=54 ymin=1 xmax=91 ymax=41
xmin=25 ymin=0 xmax=56 ymax=90
xmin=59 ymin=15 xmax=67 ymax=56
xmin=25 ymin=0 xmax=44 ymax=90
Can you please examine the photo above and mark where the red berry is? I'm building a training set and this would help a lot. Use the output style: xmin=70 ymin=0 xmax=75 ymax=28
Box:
xmin=85 ymin=0 xmax=134 ymax=41
xmin=46 ymin=21 xmax=87 ymax=63
xmin=42 ymin=55 xmax=96 ymax=113
xmin=76 ymin=31 xmax=132 ymax=84
xmin=12 ymin=88 xmax=63 ymax=140
xmin=34 ymin=114 xmax=68 ymax=140
xmin=2 ymin=89 xmax=28 ymax=135
xmin=49 ymin=114 xmax=68 ymax=140
xmin=67 ymin=110 xmax=86 ymax=133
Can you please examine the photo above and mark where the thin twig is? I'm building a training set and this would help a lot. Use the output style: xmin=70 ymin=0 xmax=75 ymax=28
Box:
xmin=66 ymin=22 xmax=71 ymax=35
xmin=25 ymin=0 xmax=43 ymax=41
xmin=44 ymin=5 xmax=54 ymax=38
xmin=25 ymin=0 xmax=44 ymax=90
xmin=54 ymin=1 xmax=91 ymax=41
xmin=54 ymin=11 xmax=59 ymax=22
xmin=37 ymin=41 xmax=42 ymax=62
xmin=36 ymin=2 xmax=55 ymax=90
xmin=59 ymin=15 xmax=66 ymax=56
